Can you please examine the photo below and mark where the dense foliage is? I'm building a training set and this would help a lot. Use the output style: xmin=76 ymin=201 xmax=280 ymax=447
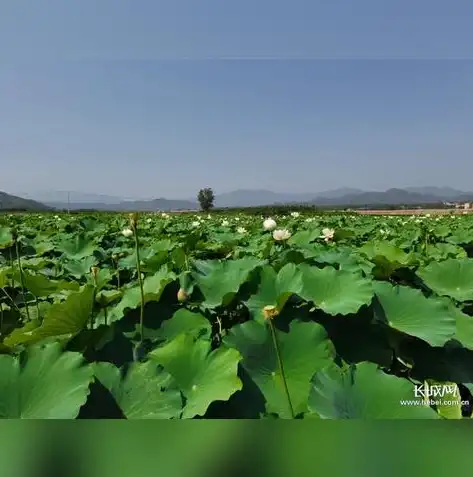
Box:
xmin=197 ymin=188 xmax=215 ymax=212
xmin=1 ymin=210 xmax=473 ymax=419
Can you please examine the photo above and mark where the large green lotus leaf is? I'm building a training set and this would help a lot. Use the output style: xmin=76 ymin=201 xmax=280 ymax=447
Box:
xmin=320 ymin=248 xmax=376 ymax=276
xmin=417 ymin=258 xmax=473 ymax=302
xmin=3 ymin=319 xmax=41 ymax=345
xmin=0 ymin=342 xmax=93 ymax=418
xmin=119 ymin=240 xmax=172 ymax=272
xmin=63 ymin=256 xmax=98 ymax=278
xmin=96 ymin=289 xmax=123 ymax=307
xmin=312 ymin=249 xmax=351 ymax=265
xmin=31 ymin=237 xmax=55 ymax=255
xmin=56 ymin=234 xmax=98 ymax=259
xmin=109 ymin=266 xmax=176 ymax=322
xmin=4 ymin=285 xmax=95 ymax=347
xmin=141 ymin=239 xmax=175 ymax=272
xmin=359 ymin=241 xmax=414 ymax=277
xmin=12 ymin=270 xmax=79 ymax=297
xmin=157 ymin=309 xmax=211 ymax=342
xmin=224 ymin=320 xmax=335 ymax=418
xmin=149 ymin=333 xmax=242 ymax=418
xmin=288 ymin=229 xmax=321 ymax=247
xmin=298 ymin=264 xmax=373 ymax=315
xmin=19 ymin=301 xmax=51 ymax=324
xmin=86 ymin=267 xmax=113 ymax=290
xmin=118 ymin=251 xmax=140 ymax=269
xmin=0 ymin=227 xmax=13 ymax=248
xmin=308 ymin=362 xmax=439 ymax=419
xmin=360 ymin=241 xmax=413 ymax=265
xmin=447 ymin=229 xmax=473 ymax=245
xmin=425 ymin=243 xmax=467 ymax=262
xmin=450 ymin=304 xmax=473 ymax=349
xmin=18 ymin=257 xmax=49 ymax=271
xmin=192 ymin=257 xmax=263 ymax=308
xmin=373 ymin=282 xmax=456 ymax=346
xmin=245 ymin=263 xmax=303 ymax=322
xmin=93 ymin=361 xmax=182 ymax=419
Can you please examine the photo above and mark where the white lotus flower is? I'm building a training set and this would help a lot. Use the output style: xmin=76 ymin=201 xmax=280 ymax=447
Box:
xmin=320 ymin=228 xmax=335 ymax=242
xmin=237 ymin=227 xmax=247 ymax=234
xmin=263 ymin=218 xmax=277 ymax=231
xmin=290 ymin=211 xmax=300 ymax=218
xmin=425 ymin=213 xmax=431 ymax=218
xmin=161 ymin=213 xmax=169 ymax=218
xmin=305 ymin=217 xmax=315 ymax=223
xmin=146 ymin=218 xmax=152 ymax=223
xmin=273 ymin=229 xmax=291 ymax=241
xmin=221 ymin=219 xmax=230 ymax=226
xmin=191 ymin=221 xmax=200 ymax=227
xmin=121 ymin=228 xmax=133 ymax=237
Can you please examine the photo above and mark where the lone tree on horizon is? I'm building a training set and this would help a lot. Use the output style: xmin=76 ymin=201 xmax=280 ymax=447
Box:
xmin=197 ymin=188 xmax=215 ymax=212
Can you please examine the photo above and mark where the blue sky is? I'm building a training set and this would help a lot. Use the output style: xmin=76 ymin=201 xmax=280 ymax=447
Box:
xmin=1 ymin=1 xmax=473 ymax=199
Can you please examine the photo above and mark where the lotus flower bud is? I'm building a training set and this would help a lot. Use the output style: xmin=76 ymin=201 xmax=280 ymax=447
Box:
xmin=263 ymin=305 xmax=279 ymax=320
xmin=177 ymin=288 xmax=190 ymax=302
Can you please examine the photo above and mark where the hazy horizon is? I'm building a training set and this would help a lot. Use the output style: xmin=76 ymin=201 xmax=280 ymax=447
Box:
xmin=2 ymin=1 xmax=473 ymax=199
xmin=8 ymin=185 xmax=473 ymax=204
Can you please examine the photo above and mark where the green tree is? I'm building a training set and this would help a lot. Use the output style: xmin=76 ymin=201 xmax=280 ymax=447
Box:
xmin=197 ymin=188 xmax=215 ymax=212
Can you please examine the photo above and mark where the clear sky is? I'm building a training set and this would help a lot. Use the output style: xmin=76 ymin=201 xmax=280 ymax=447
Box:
xmin=1 ymin=0 xmax=473 ymax=199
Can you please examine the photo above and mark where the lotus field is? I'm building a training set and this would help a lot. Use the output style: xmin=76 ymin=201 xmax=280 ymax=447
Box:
xmin=1 ymin=210 xmax=473 ymax=419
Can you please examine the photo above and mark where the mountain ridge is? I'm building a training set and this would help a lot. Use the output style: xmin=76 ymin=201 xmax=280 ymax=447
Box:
xmin=3 ymin=186 xmax=473 ymax=212
xmin=6 ymin=186 xmax=471 ymax=211
xmin=0 ymin=191 xmax=52 ymax=211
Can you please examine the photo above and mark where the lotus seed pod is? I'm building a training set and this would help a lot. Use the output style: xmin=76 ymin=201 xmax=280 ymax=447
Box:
xmin=263 ymin=305 xmax=279 ymax=320
xmin=129 ymin=212 xmax=139 ymax=227
xmin=177 ymin=288 xmax=190 ymax=302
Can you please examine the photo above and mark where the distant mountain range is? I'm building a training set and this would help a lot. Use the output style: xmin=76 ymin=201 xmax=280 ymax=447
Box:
xmin=212 ymin=187 xmax=473 ymax=208
xmin=2 ymin=186 xmax=473 ymax=211
xmin=212 ymin=188 xmax=365 ymax=208
xmin=0 ymin=191 xmax=53 ymax=211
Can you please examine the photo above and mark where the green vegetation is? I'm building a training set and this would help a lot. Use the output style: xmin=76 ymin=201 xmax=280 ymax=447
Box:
xmin=0 ymin=210 xmax=472 ymax=419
